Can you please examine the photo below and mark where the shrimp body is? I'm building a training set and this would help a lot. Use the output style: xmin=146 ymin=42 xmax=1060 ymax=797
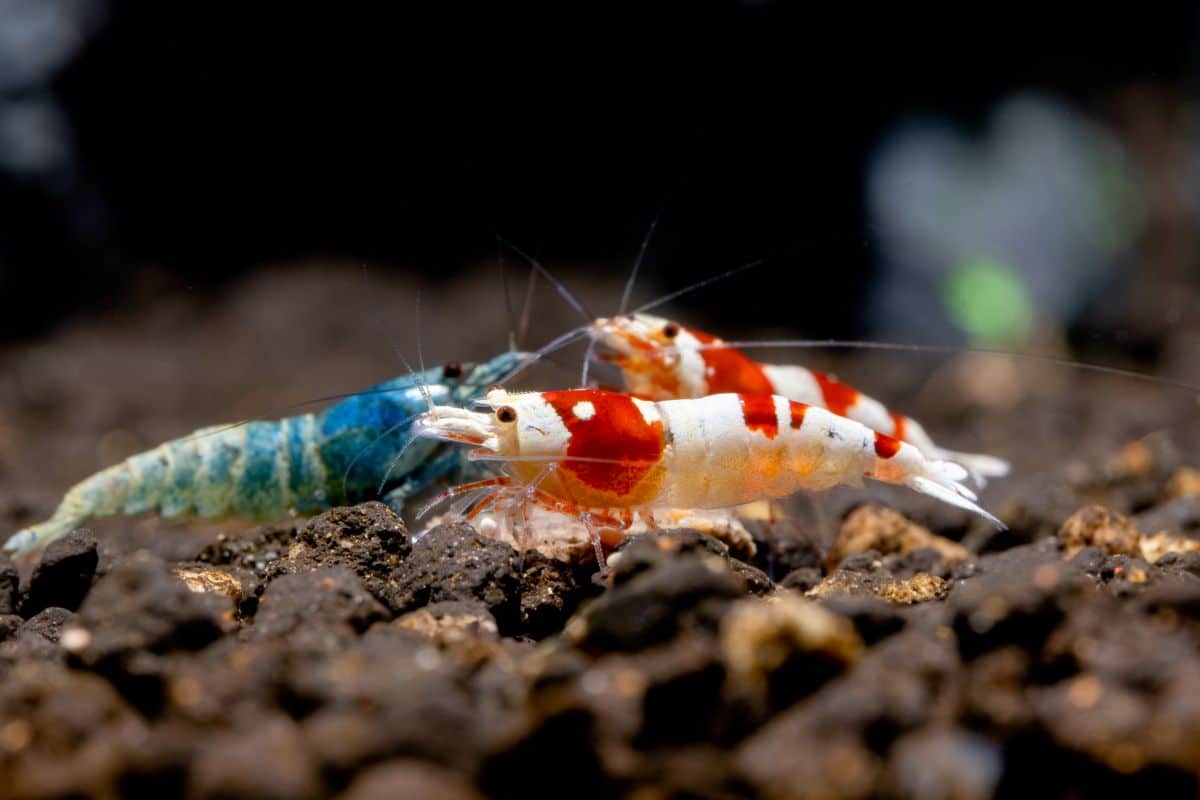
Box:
xmin=3 ymin=354 xmax=523 ymax=560
xmin=413 ymin=388 xmax=1002 ymax=527
xmin=590 ymin=312 xmax=1009 ymax=482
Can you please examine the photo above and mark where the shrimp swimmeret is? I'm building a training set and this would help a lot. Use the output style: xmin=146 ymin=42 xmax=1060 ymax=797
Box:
xmin=412 ymin=387 xmax=1004 ymax=540
xmin=586 ymin=312 xmax=1010 ymax=484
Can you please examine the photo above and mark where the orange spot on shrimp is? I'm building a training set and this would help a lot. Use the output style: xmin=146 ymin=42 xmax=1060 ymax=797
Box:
xmin=788 ymin=401 xmax=809 ymax=429
xmin=738 ymin=394 xmax=779 ymax=439
xmin=889 ymin=411 xmax=907 ymax=441
xmin=687 ymin=328 xmax=775 ymax=395
xmin=812 ymin=371 xmax=859 ymax=418
xmin=543 ymin=390 xmax=665 ymax=498
xmin=874 ymin=432 xmax=902 ymax=459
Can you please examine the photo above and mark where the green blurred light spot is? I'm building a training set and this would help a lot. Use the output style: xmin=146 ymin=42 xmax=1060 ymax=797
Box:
xmin=941 ymin=257 xmax=1033 ymax=344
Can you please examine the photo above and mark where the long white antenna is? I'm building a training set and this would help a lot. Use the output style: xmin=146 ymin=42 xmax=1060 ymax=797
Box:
xmin=672 ymin=338 xmax=1200 ymax=395
xmin=496 ymin=235 xmax=595 ymax=322
xmin=619 ymin=203 xmax=664 ymax=314
xmin=633 ymin=258 xmax=766 ymax=314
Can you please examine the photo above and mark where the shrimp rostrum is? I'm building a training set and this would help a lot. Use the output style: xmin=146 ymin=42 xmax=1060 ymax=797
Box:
xmin=413 ymin=387 xmax=1004 ymax=535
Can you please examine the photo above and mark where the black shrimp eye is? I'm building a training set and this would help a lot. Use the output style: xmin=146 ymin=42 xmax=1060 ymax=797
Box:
xmin=495 ymin=405 xmax=517 ymax=423
xmin=442 ymin=361 xmax=462 ymax=379
xmin=662 ymin=322 xmax=680 ymax=339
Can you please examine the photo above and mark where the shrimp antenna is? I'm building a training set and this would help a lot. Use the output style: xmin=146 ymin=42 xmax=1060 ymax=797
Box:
xmin=170 ymin=386 xmax=429 ymax=447
xmin=580 ymin=337 xmax=598 ymax=388
xmin=359 ymin=261 xmax=423 ymax=393
xmin=632 ymin=257 xmax=767 ymax=315
xmin=181 ymin=271 xmax=576 ymax=450
xmin=496 ymin=234 xmax=595 ymax=322
xmin=373 ymin=299 xmax=439 ymax=496
xmin=618 ymin=201 xmax=665 ymax=315
xmin=509 ymin=252 xmax=773 ymax=387
xmin=185 ymin=251 xmax=764 ymax=449
xmin=344 ymin=281 xmax=495 ymax=496
xmin=495 ymin=324 xmax=592 ymax=385
xmin=409 ymin=290 xmax=436 ymax=414
xmin=415 ymin=290 xmax=428 ymax=380
xmin=376 ymin=430 xmax=425 ymax=496
xmin=674 ymin=339 xmax=1200 ymax=396
xmin=498 ymin=235 xmax=539 ymax=351
xmin=518 ymin=262 xmax=537 ymax=349
xmin=340 ymin=412 xmax=418 ymax=490
xmin=499 ymin=239 xmax=518 ymax=352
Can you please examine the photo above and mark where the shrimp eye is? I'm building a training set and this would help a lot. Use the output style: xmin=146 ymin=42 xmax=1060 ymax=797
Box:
xmin=662 ymin=322 xmax=680 ymax=339
xmin=495 ymin=405 xmax=517 ymax=423
xmin=442 ymin=361 xmax=462 ymax=379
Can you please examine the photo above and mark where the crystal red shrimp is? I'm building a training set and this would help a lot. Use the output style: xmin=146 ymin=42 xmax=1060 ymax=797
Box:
xmin=587 ymin=312 xmax=1010 ymax=484
xmin=411 ymin=388 xmax=1004 ymax=535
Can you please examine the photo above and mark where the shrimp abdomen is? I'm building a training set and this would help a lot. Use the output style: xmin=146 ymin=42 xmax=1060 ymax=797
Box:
xmin=3 ymin=416 xmax=327 ymax=560
xmin=657 ymin=393 xmax=1001 ymax=526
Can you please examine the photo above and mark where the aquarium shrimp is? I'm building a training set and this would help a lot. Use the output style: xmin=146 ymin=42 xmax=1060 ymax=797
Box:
xmin=2 ymin=353 xmax=524 ymax=560
xmin=585 ymin=311 xmax=1010 ymax=484
xmin=411 ymin=388 xmax=1003 ymax=552
xmin=495 ymin=238 xmax=1008 ymax=484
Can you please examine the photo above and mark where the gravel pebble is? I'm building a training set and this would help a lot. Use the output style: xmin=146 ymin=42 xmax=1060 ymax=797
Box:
xmin=20 ymin=530 xmax=98 ymax=617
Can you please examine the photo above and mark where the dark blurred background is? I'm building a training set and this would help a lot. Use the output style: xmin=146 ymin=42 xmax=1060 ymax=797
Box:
xmin=2 ymin=2 xmax=1200 ymax=358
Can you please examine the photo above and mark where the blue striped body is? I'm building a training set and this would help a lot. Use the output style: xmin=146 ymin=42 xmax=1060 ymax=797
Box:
xmin=2 ymin=353 xmax=523 ymax=559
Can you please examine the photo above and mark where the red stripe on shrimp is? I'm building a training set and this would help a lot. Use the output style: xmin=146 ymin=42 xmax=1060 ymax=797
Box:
xmin=812 ymin=370 xmax=859 ymax=418
xmin=874 ymin=431 xmax=902 ymax=459
xmin=788 ymin=401 xmax=809 ymax=429
xmin=687 ymin=328 xmax=776 ymax=395
xmin=738 ymin=394 xmax=779 ymax=439
xmin=543 ymin=389 xmax=665 ymax=497
xmin=889 ymin=411 xmax=907 ymax=440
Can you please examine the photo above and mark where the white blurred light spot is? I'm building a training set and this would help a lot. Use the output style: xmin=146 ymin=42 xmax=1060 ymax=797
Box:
xmin=0 ymin=0 xmax=105 ymax=92
xmin=0 ymin=96 xmax=70 ymax=173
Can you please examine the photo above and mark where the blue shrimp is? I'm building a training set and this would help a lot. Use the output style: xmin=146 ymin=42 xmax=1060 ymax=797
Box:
xmin=2 ymin=353 xmax=523 ymax=560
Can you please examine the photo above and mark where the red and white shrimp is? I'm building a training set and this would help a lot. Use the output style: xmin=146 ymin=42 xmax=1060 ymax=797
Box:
xmin=411 ymin=388 xmax=1003 ymax=541
xmin=588 ymin=312 xmax=1010 ymax=484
